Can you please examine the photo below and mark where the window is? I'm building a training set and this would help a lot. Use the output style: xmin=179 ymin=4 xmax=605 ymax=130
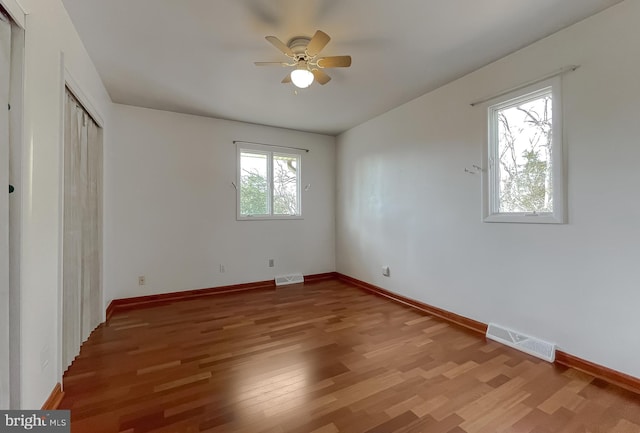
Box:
xmin=237 ymin=143 xmax=302 ymax=219
xmin=483 ymin=77 xmax=564 ymax=223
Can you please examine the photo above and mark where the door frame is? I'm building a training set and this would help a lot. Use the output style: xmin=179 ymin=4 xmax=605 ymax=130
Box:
xmin=1 ymin=0 xmax=25 ymax=409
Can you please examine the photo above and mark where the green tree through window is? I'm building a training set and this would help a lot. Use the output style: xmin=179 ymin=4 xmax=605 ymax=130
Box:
xmin=497 ymin=94 xmax=552 ymax=213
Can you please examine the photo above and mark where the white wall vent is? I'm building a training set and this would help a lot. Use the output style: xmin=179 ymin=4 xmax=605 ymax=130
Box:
xmin=275 ymin=273 xmax=304 ymax=286
xmin=486 ymin=323 xmax=556 ymax=362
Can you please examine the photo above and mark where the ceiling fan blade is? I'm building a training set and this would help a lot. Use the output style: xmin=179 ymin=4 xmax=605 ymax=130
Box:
xmin=282 ymin=73 xmax=291 ymax=84
xmin=254 ymin=62 xmax=290 ymax=67
xmin=316 ymin=55 xmax=352 ymax=68
xmin=306 ymin=30 xmax=331 ymax=57
xmin=312 ymin=69 xmax=331 ymax=85
xmin=265 ymin=36 xmax=294 ymax=57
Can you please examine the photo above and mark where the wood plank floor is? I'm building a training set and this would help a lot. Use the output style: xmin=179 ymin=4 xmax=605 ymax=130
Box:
xmin=60 ymin=279 xmax=640 ymax=433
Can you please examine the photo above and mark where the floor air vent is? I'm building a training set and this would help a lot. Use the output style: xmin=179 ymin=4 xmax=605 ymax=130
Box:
xmin=275 ymin=273 xmax=304 ymax=286
xmin=486 ymin=323 xmax=556 ymax=362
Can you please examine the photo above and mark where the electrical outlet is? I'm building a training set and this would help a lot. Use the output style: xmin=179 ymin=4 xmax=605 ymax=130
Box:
xmin=268 ymin=259 xmax=274 ymax=268
xmin=138 ymin=276 xmax=145 ymax=285
xmin=219 ymin=264 xmax=225 ymax=273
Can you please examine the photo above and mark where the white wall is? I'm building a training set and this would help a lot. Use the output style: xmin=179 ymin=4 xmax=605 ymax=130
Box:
xmin=10 ymin=0 xmax=111 ymax=408
xmin=336 ymin=0 xmax=640 ymax=378
xmin=104 ymin=104 xmax=335 ymax=303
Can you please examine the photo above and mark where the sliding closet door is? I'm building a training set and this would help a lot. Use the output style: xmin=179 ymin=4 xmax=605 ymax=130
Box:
xmin=62 ymin=90 xmax=102 ymax=370
xmin=63 ymin=91 xmax=83 ymax=370
xmin=83 ymin=115 xmax=102 ymax=340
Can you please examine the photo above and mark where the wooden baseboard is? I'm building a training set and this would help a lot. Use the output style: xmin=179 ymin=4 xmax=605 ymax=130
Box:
xmin=106 ymin=273 xmax=336 ymax=320
xmin=41 ymin=382 xmax=64 ymax=410
xmin=555 ymin=351 xmax=640 ymax=395
xmin=304 ymin=272 xmax=339 ymax=283
xmin=105 ymin=299 xmax=117 ymax=321
xmin=336 ymin=272 xmax=640 ymax=395
xmin=336 ymin=273 xmax=487 ymax=335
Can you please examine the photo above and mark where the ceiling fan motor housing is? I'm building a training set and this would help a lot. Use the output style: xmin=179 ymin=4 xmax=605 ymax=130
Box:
xmin=288 ymin=37 xmax=312 ymax=60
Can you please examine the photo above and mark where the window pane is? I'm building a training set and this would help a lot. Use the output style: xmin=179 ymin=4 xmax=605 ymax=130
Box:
xmin=240 ymin=151 xmax=269 ymax=215
xmin=496 ymin=92 xmax=553 ymax=213
xmin=273 ymin=153 xmax=299 ymax=215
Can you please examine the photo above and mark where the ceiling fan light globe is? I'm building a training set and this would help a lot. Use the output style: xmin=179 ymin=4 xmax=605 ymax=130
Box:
xmin=291 ymin=69 xmax=314 ymax=88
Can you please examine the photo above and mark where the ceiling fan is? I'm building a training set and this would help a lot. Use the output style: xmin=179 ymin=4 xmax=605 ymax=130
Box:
xmin=254 ymin=30 xmax=352 ymax=89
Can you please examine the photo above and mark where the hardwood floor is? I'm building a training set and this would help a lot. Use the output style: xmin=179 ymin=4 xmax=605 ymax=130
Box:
xmin=60 ymin=279 xmax=640 ymax=433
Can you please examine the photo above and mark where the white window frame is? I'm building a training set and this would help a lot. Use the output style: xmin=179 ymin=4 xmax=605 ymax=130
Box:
xmin=236 ymin=143 xmax=303 ymax=220
xmin=482 ymin=76 xmax=565 ymax=224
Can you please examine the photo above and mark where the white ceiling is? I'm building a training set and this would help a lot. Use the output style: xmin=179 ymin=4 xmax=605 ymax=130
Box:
xmin=62 ymin=0 xmax=622 ymax=135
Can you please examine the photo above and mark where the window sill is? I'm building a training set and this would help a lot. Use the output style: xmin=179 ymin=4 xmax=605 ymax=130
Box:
xmin=237 ymin=215 xmax=303 ymax=221
xmin=483 ymin=213 xmax=564 ymax=224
